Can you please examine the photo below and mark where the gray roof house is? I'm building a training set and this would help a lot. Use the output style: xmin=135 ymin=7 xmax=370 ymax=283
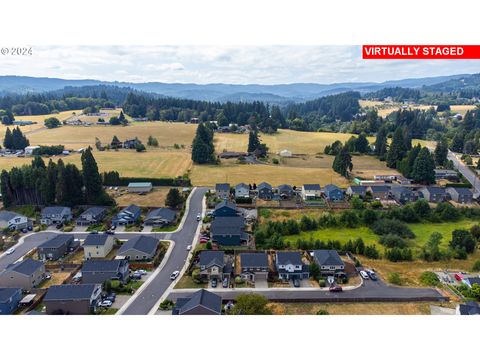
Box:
xmin=172 ymin=289 xmax=222 ymax=315
xmin=111 ymin=204 xmax=142 ymax=226
xmin=37 ymin=234 xmax=75 ymax=261
xmin=0 ymin=211 xmax=29 ymax=230
xmin=311 ymin=250 xmax=345 ymax=275
xmin=0 ymin=258 xmax=46 ymax=290
xmin=117 ymin=235 xmax=158 ymax=261
xmin=277 ymin=184 xmax=294 ymax=199
xmin=44 ymin=284 xmax=102 ymax=315
xmin=83 ymin=234 xmax=114 ymax=259
xmin=213 ymin=200 xmax=238 ymax=217
xmin=420 ymin=187 xmax=448 ymax=203
xmin=210 ymin=216 xmax=248 ymax=246
xmin=302 ymin=184 xmax=321 ymax=200
xmin=257 ymin=182 xmax=273 ymax=200
xmin=76 ymin=207 xmax=107 ymax=226
xmin=275 ymin=251 xmax=310 ymax=280
xmin=82 ymin=259 xmax=129 ymax=284
xmin=390 ymin=186 xmax=416 ymax=204
xmin=323 ymin=184 xmax=344 ymax=201
xmin=40 ymin=206 xmax=72 ymax=225
xmin=463 ymin=276 xmax=480 ymax=288
xmin=456 ymin=301 xmax=480 ymax=315
xmin=346 ymin=185 xmax=367 ymax=198
xmin=215 ymin=183 xmax=230 ymax=199
xmin=367 ymin=185 xmax=391 ymax=200
xmin=446 ymin=187 xmax=473 ymax=204
xmin=235 ymin=183 xmax=250 ymax=199
xmin=143 ymin=208 xmax=176 ymax=227
xmin=240 ymin=252 xmax=269 ymax=282
xmin=0 ymin=288 xmax=22 ymax=315
xmin=198 ymin=251 xmax=230 ymax=279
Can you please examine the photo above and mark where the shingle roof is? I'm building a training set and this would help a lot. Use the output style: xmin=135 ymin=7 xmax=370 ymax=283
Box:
xmin=215 ymin=183 xmax=230 ymax=191
xmin=257 ymin=182 xmax=272 ymax=191
xmin=39 ymin=234 xmax=73 ymax=249
xmin=235 ymin=183 xmax=249 ymax=190
xmin=458 ymin=301 xmax=480 ymax=315
xmin=210 ymin=216 xmax=244 ymax=235
xmin=303 ymin=184 xmax=321 ymax=191
xmin=214 ymin=200 xmax=237 ymax=211
xmin=0 ymin=288 xmax=21 ymax=303
xmin=312 ymin=250 xmax=344 ymax=267
xmin=276 ymin=252 xmax=302 ymax=266
xmin=423 ymin=187 xmax=446 ymax=195
xmin=277 ymin=184 xmax=293 ymax=192
xmin=447 ymin=187 xmax=473 ymax=195
xmin=41 ymin=206 xmax=70 ymax=216
xmin=348 ymin=185 xmax=367 ymax=194
xmin=174 ymin=289 xmax=222 ymax=315
xmin=7 ymin=258 xmax=44 ymax=276
xmin=122 ymin=204 xmax=141 ymax=216
xmin=390 ymin=186 xmax=412 ymax=195
xmin=240 ymin=253 xmax=268 ymax=268
xmin=368 ymin=185 xmax=391 ymax=192
xmin=0 ymin=211 xmax=23 ymax=222
xmin=465 ymin=277 xmax=480 ymax=286
xmin=323 ymin=184 xmax=342 ymax=193
xmin=199 ymin=251 xmax=224 ymax=268
xmin=44 ymin=284 xmax=99 ymax=301
xmin=118 ymin=235 xmax=158 ymax=256
xmin=80 ymin=207 xmax=106 ymax=217
xmin=144 ymin=208 xmax=176 ymax=223
xmin=83 ymin=233 xmax=109 ymax=247
xmin=82 ymin=259 xmax=127 ymax=273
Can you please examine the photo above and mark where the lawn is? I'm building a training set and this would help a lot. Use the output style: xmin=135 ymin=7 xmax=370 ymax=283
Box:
xmin=111 ymin=187 xmax=176 ymax=207
xmin=174 ymin=275 xmax=207 ymax=289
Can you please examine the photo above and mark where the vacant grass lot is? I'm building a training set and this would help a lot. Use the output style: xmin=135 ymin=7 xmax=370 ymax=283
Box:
xmin=112 ymin=187 xmax=175 ymax=207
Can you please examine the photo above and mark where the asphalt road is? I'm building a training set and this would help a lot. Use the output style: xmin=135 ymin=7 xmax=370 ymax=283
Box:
xmin=121 ymin=187 xmax=208 ymax=315
xmin=169 ymin=278 xmax=447 ymax=303
xmin=447 ymin=150 xmax=480 ymax=194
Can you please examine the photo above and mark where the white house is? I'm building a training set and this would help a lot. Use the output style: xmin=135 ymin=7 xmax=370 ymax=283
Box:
xmin=0 ymin=211 xmax=29 ymax=230
xmin=24 ymin=146 xmax=40 ymax=156
xmin=235 ymin=183 xmax=250 ymax=199
xmin=301 ymin=184 xmax=321 ymax=200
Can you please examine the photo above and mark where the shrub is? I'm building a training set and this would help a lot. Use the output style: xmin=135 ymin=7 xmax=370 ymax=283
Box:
xmin=379 ymin=234 xmax=408 ymax=248
xmin=318 ymin=279 xmax=326 ymax=287
xmin=272 ymin=158 xmax=279 ymax=164
xmin=471 ymin=260 xmax=480 ymax=272
xmin=159 ymin=299 xmax=175 ymax=310
xmin=419 ymin=271 xmax=440 ymax=287
xmin=234 ymin=276 xmax=243 ymax=284
xmin=372 ymin=218 xmax=414 ymax=239
xmin=450 ymin=229 xmax=477 ymax=254
xmin=388 ymin=272 xmax=403 ymax=285
xmin=316 ymin=309 xmax=329 ymax=315
xmin=384 ymin=247 xmax=413 ymax=262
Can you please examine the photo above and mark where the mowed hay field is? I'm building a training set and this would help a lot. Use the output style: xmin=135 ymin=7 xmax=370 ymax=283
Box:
xmin=360 ymin=100 xmax=476 ymax=118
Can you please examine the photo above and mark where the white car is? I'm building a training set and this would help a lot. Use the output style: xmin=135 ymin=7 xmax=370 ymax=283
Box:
xmin=186 ymin=245 xmax=192 ymax=251
xmin=196 ymin=213 xmax=201 ymax=221
xmin=360 ymin=270 xmax=369 ymax=280
xmin=5 ymin=248 xmax=15 ymax=255
xmin=170 ymin=271 xmax=180 ymax=280
xmin=99 ymin=300 xmax=113 ymax=307
xmin=137 ymin=269 xmax=147 ymax=275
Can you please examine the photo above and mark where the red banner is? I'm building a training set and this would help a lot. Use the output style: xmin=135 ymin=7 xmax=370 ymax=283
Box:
xmin=362 ymin=45 xmax=480 ymax=59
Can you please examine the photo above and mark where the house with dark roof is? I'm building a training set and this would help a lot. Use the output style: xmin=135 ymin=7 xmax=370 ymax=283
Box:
xmin=275 ymin=251 xmax=309 ymax=280
xmin=0 ymin=258 xmax=46 ymax=290
xmin=239 ymin=252 xmax=269 ymax=282
xmin=213 ymin=200 xmax=238 ymax=217
xmin=215 ymin=183 xmax=230 ymax=199
xmin=301 ymin=184 xmax=321 ymax=200
xmin=81 ymin=259 xmax=129 ymax=284
xmin=420 ymin=187 xmax=448 ymax=203
xmin=0 ymin=210 xmax=29 ymax=231
xmin=390 ymin=186 xmax=416 ymax=204
xmin=257 ymin=182 xmax=273 ymax=200
xmin=83 ymin=234 xmax=114 ymax=259
xmin=456 ymin=301 xmax=480 ymax=315
xmin=76 ymin=207 xmax=107 ymax=226
xmin=235 ymin=183 xmax=250 ymax=199
xmin=462 ymin=276 xmax=480 ymax=288
xmin=367 ymin=185 xmax=391 ymax=200
xmin=346 ymin=185 xmax=367 ymax=198
xmin=172 ymin=289 xmax=222 ymax=315
xmin=111 ymin=204 xmax=142 ymax=226
xmin=446 ymin=187 xmax=473 ymax=204
xmin=323 ymin=184 xmax=344 ymax=201
xmin=434 ymin=169 xmax=458 ymax=180
xmin=198 ymin=251 xmax=231 ymax=280
xmin=40 ymin=206 xmax=72 ymax=226
xmin=210 ymin=216 xmax=248 ymax=246
xmin=311 ymin=250 xmax=345 ymax=276
xmin=117 ymin=235 xmax=158 ymax=261
xmin=277 ymin=184 xmax=294 ymax=199
xmin=0 ymin=288 xmax=22 ymax=315
xmin=44 ymin=284 xmax=102 ymax=315
xmin=37 ymin=234 xmax=75 ymax=261
xmin=143 ymin=208 xmax=176 ymax=227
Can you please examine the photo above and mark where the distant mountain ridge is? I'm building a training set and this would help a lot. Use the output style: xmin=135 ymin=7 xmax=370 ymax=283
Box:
xmin=0 ymin=73 xmax=475 ymax=102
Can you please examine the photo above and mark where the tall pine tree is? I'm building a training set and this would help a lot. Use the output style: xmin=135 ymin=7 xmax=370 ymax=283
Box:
xmin=386 ymin=127 xmax=407 ymax=168
xmin=191 ymin=123 xmax=215 ymax=164
xmin=412 ymin=147 xmax=436 ymax=185
xmin=332 ymin=146 xmax=353 ymax=177
xmin=434 ymin=138 xmax=448 ymax=166
xmin=374 ymin=126 xmax=388 ymax=158
xmin=81 ymin=147 xmax=110 ymax=204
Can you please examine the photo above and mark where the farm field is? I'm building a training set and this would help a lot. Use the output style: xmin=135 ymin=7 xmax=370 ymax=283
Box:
xmin=359 ymin=100 xmax=476 ymax=118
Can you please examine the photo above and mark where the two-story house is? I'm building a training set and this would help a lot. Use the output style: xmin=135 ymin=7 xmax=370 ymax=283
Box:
xmin=210 ymin=215 xmax=248 ymax=246
xmin=0 ymin=288 xmax=22 ymax=315
xmin=0 ymin=258 xmax=46 ymax=291
xmin=111 ymin=204 xmax=142 ymax=226
xmin=143 ymin=208 xmax=176 ymax=227
xmin=0 ymin=211 xmax=30 ymax=231
xmin=76 ymin=207 xmax=107 ymax=226
xmin=37 ymin=234 xmax=75 ymax=261
xmin=390 ymin=186 xmax=416 ymax=204
xmin=275 ymin=251 xmax=309 ymax=280
xmin=323 ymin=184 xmax=344 ymax=201
xmin=40 ymin=206 xmax=72 ymax=226
xmin=235 ymin=183 xmax=250 ymax=199
xmin=43 ymin=284 xmax=102 ymax=315
xmin=420 ymin=187 xmax=448 ymax=203
xmin=83 ymin=234 xmax=114 ymax=259
xmin=215 ymin=183 xmax=230 ymax=200
xmin=213 ymin=200 xmax=238 ymax=217
xmin=198 ymin=251 xmax=230 ymax=280
xmin=117 ymin=235 xmax=158 ymax=261
xmin=81 ymin=259 xmax=129 ymax=284
xmin=311 ymin=250 xmax=345 ymax=276
xmin=239 ymin=252 xmax=269 ymax=282
xmin=257 ymin=182 xmax=273 ymax=200
xmin=446 ymin=187 xmax=473 ymax=204
xmin=301 ymin=184 xmax=321 ymax=200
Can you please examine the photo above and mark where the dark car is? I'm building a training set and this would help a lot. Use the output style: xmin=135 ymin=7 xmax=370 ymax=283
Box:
xmin=368 ymin=271 xmax=378 ymax=281
xmin=105 ymin=230 xmax=115 ymax=235
xmin=130 ymin=273 xmax=142 ymax=280
xmin=211 ymin=278 xmax=217 ymax=288
xmin=222 ymin=278 xmax=228 ymax=288
xmin=329 ymin=285 xmax=343 ymax=292
xmin=89 ymin=230 xmax=98 ymax=234
xmin=293 ymin=278 xmax=300 ymax=288
xmin=55 ymin=223 xmax=63 ymax=229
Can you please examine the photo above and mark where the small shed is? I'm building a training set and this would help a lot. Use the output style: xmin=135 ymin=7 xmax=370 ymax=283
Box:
xmin=279 ymin=149 xmax=292 ymax=157
xmin=127 ymin=182 xmax=153 ymax=193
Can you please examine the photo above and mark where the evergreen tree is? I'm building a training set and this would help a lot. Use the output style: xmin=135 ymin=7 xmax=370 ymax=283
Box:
xmin=0 ymin=170 xmax=13 ymax=208
xmin=355 ymin=133 xmax=370 ymax=153
xmin=64 ymin=164 xmax=84 ymax=206
xmin=31 ymin=156 xmax=46 ymax=169
xmin=411 ymin=147 xmax=436 ymax=185
xmin=450 ymin=131 xmax=465 ymax=152
xmin=191 ymin=123 xmax=215 ymax=164
xmin=398 ymin=144 xmax=421 ymax=178
xmin=386 ymin=127 xmax=407 ymax=168
xmin=44 ymin=159 xmax=57 ymax=204
xmin=55 ymin=159 xmax=67 ymax=204
xmin=374 ymin=126 xmax=388 ymax=158
xmin=434 ymin=138 xmax=449 ymax=167
xmin=165 ymin=188 xmax=183 ymax=209
xmin=332 ymin=146 xmax=353 ymax=177
xmin=81 ymin=147 xmax=109 ymax=204
xmin=3 ymin=127 xmax=13 ymax=149
xmin=118 ymin=111 xmax=127 ymax=125
xmin=248 ymin=130 xmax=260 ymax=153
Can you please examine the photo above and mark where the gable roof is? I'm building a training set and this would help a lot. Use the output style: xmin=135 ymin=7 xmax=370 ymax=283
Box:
xmin=80 ymin=207 xmax=106 ymax=217
xmin=199 ymin=251 xmax=224 ymax=268
xmin=122 ymin=204 xmax=142 ymax=216
xmin=465 ymin=277 xmax=480 ymax=286
xmin=368 ymin=185 xmax=391 ymax=192
xmin=276 ymin=251 xmax=302 ymax=266
xmin=348 ymin=185 xmax=367 ymax=194
xmin=6 ymin=258 xmax=44 ymax=276
xmin=235 ymin=182 xmax=249 ymax=190
xmin=257 ymin=182 xmax=272 ymax=191
xmin=240 ymin=253 xmax=268 ymax=268
xmin=277 ymin=184 xmax=293 ymax=192
xmin=41 ymin=206 xmax=70 ymax=216
xmin=312 ymin=250 xmax=344 ymax=267
xmin=447 ymin=187 xmax=473 ymax=195
xmin=215 ymin=183 xmax=230 ymax=192
xmin=458 ymin=301 xmax=480 ymax=315
xmin=423 ymin=187 xmax=446 ymax=195
xmin=210 ymin=216 xmax=244 ymax=235
xmin=39 ymin=234 xmax=73 ymax=249
xmin=0 ymin=288 xmax=21 ymax=303
xmin=323 ymin=184 xmax=342 ymax=193
xmin=303 ymin=184 xmax=321 ymax=191
xmin=0 ymin=211 xmax=23 ymax=222
xmin=118 ymin=235 xmax=158 ymax=256
xmin=83 ymin=233 xmax=109 ymax=247
xmin=128 ymin=182 xmax=152 ymax=188
xmin=44 ymin=284 xmax=99 ymax=301
xmin=390 ymin=186 xmax=412 ymax=195
xmin=214 ymin=200 xmax=237 ymax=211
xmin=82 ymin=259 xmax=127 ymax=273
xmin=174 ymin=289 xmax=222 ymax=315
xmin=144 ymin=208 xmax=176 ymax=223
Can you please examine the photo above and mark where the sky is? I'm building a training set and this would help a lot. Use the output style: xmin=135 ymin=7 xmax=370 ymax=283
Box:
xmin=0 ymin=45 xmax=479 ymax=84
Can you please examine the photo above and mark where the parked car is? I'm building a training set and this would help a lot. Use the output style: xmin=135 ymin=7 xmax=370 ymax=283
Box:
xmin=27 ymin=226 xmax=33 ymax=231
xmin=89 ymin=230 xmax=98 ymax=234
xmin=170 ymin=271 xmax=180 ymax=280
xmin=105 ymin=230 xmax=115 ymax=235
xmin=222 ymin=278 xmax=228 ymax=288
xmin=367 ymin=270 xmax=377 ymax=281
xmin=199 ymin=238 xmax=208 ymax=244
xmin=99 ymin=300 xmax=113 ymax=307
xmin=454 ymin=273 xmax=463 ymax=281
xmin=21 ymin=228 xmax=28 ymax=233
xmin=130 ymin=273 xmax=142 ymax=280
xmin=293 ymin=278 xmax=300 ymax=287
xmin=5 ymin=248 xmax=15 ymax=255
xmin=110 ymin=225 xmax=116 ymax=230
xmin=186 ymin=245 xmax=192 ymax=251
xmin=196 ymin=213 xmax=201 ymax=221
xmin=45 ymin=273 xmax=52 ymax=280
xmin=55 ymin=223 xmax=63 ymax=229
xmin=211 ymin=278 xmax=217 ymax=288
xmin=329 ymin=285 xmax=343 ymax=292
xmin=360 ymin=270 xmax=369 ymax=280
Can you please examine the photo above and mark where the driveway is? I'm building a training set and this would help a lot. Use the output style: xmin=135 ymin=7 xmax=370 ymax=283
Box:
xmin=255 ymin=279 xmax=268 ymax=288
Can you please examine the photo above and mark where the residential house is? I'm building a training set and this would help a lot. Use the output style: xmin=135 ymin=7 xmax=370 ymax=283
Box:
xmin=311 ymin=250 xmax=345 ymax=276
xmin=390 ymin=186 xmax=416 ymax=204
xmin=367 ymin=185 xmax=391 ymax=200
xmin=346 ymin=185 xmax=367 ymax=198
xmin=456 ymin=301 xmax=480 ymax=315
xmin=277 ymin=184 xmax=294 ymax=199
xmin=76 ymin=207 xmax=107 ymax=226
xmin=215 ymin=183 xmax=230 ymax=199
xmin=213 ymin=200 xmax=238 ymax=217
xmin=127 ymin=182 xmax=153 ymax=193
xmin=117 ymin=235 xmax=158 ymax=261
xmin=0 ymin=258 xmax=46 ymax=290
xmin=275 ymin=252 xmax=310 ymax=280
xmin=198 ymin=251 xmax=230 ymax=280
xmin=81 ymin=259 xmax=129 ymax=284
xmin=210 ymin=216 xmax=248 ymax=246
xmin=239 ymin=252 xmax=269 ymax=282
xmin=434 ymin=169 xmax=458 ymax=180
xmin=83 ymin=234 xmax=114 ymax=259
xmin=257 ymin=182 xmax=273 ymax=200
xmin=37 ymin=234 xmax=75 ymax=261
xmin=43 ymin=284 xmax=102 ymax=315
xmin=123 ymin=138 xmax=140 ymax=149
xmin=420 ymin=187 xmax=448 ymax=203
xmin=374 ymin=175 xmax=397 ymax=182
xmin=463 ymin=276 xmax=480 ymax=288
xmin=446 ymin=187 xmax=473 ymax=204
xmin=172 ymin=289 xmax=222 ymax=315
xmin=111 ymin=204 xmax=141 ymax=226
xmin=0 ymin=288 xmax=22 ymax=315
xmin=40 ymin=206 xmax=72 ymax=226
xmin=24 ymin=145 xmax=40 ymax=155
xmin=0 ymin=211 xmax=29 ymax=231
xmin=301 ymin=184 xmax=321 ymax=200
xmin=323 ymin=184 xmax=344 ymax=201
xmin=143 ymin=208 xmax=176 ymax=227
xmin=395 ymin=175 xmax=412 ymax=185
xmin=235 ymin=183 xmax=250 ymax=199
